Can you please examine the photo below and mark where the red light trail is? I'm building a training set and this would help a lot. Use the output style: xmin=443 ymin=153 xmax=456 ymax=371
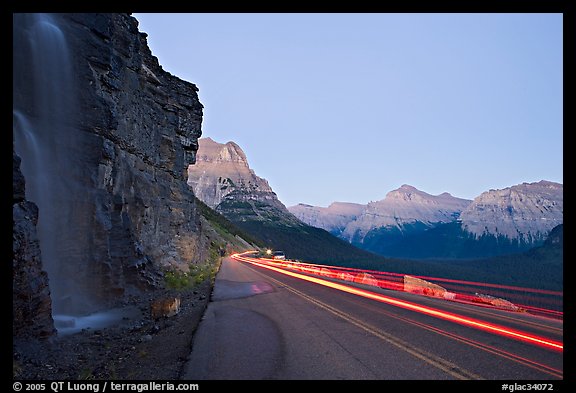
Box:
xmin=288 ymin=261 xmax=562 ymax=296
xmin=357 ymin=296 xmax=563 ymax=378
xmin=231 ymin=252 xmax=563 ymax=352
xmin=245 ymin=255 xmax=563 ymax=318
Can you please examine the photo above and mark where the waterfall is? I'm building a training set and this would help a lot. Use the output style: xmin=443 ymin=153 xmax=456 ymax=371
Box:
xmin=13 ymin=13 xmax=95 ymax=322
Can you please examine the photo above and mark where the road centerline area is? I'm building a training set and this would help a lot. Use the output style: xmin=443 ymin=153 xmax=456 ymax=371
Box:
xmin=233 ymin=254 xmax=563 ymax=352
xmin=183 ymin=257 xmax=562 ymax=380
xmin=244 ymin=262 xmax=483 ymax=380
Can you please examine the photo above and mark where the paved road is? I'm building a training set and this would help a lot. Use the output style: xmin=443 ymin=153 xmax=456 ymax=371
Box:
xmin=181 ymin=257 xmax=563 ymax=380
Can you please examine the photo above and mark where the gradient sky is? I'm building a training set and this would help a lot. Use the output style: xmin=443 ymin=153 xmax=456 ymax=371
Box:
xmin=134 ymin=13 xmax=563 ymax=207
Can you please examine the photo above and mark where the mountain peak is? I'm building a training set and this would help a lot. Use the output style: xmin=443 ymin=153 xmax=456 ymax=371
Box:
xmin=522 ymin=180 xmax=562 ymax=190
xmin=390 ymin=184 xmax=422 ymax=195
xmin=188 ymin=137 xmax=287 ymax=212
xmin=384 ymin=184 xmax=467 ymax=203
xmin=390 ymin=185 xmax=458 ymax=200
xmin=196 ymin=137 xmax=249 ymax=167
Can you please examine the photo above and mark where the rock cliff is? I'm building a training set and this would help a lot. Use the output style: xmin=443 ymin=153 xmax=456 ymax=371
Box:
xmin=13 ymin=13 xmax=206 ymax=327
xmin=459 ymin=180 xmax=563 ymax=241
xmin=188 ymin=137 xmax=289 ymax=214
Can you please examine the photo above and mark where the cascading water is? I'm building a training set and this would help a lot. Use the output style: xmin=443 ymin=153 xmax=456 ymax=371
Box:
xmin=13 ymin=13 xmax=137 ymax=334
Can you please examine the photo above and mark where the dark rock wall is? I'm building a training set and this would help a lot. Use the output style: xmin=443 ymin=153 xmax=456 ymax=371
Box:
xmin=13 ymin=13 xmax=206 ymax=324
xmin=13 ymin=153 xmax=55 ymax=338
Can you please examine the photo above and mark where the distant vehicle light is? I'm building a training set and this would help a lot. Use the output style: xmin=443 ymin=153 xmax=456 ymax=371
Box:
xmin=272 ymin=251 xmax=286 ymax=260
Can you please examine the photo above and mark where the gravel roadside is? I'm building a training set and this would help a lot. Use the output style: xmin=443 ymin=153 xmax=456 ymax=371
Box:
xmin=13 ymin=279 xmax=213 ymax=380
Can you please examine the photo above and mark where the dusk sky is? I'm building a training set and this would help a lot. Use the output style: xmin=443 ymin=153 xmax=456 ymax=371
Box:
xmin=134 ymin=13 xmax=563 ymax=207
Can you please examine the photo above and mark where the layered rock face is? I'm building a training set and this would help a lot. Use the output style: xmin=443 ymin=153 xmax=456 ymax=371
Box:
xmin=460 ymin=180 xmax=563 ymax=241
xmin=342 ymin=185 xmax=471 ymax=243
xmin=188 ymin=137 xmax=288 ymax=214
xmin=13 ymin=13 xmax=205 ymax=319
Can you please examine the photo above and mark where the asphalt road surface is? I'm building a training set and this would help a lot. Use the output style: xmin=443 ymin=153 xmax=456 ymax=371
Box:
xmin=182 ymin=257 xmax=563 ymax=380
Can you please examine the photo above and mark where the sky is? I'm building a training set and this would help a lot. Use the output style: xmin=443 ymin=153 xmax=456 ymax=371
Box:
xmin=134 ymin=13 xmax=563 ymax=208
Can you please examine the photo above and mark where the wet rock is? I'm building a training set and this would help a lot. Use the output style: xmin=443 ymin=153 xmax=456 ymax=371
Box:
xmin=13 ymin=13 xmax=207 ymax=321
xmin=12 ymin=151 xmax=55 ymax=339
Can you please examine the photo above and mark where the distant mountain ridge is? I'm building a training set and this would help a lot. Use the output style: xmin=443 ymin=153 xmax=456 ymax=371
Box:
xmin=288 ymin=202 xmax=365 ymax=237
xmin=289 ymin=181 xmax=562 ymax=259
xmin=341 ymin=185 xmax=471 ymax=243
